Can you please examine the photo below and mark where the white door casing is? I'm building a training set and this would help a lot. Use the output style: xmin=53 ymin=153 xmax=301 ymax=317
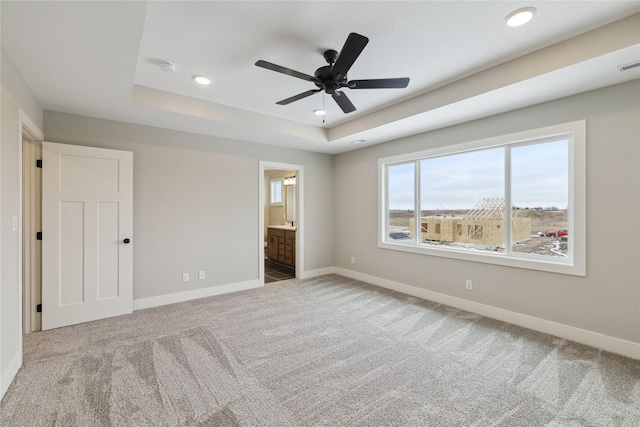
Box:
xmin=42 ymin=142 xmax=133 ymax=330
xmin=22 ymin=138 xmax=43 ymax=332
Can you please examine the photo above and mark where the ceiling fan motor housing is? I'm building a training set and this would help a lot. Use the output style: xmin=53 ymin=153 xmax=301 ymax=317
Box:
xmin=314 ymin=65 xmax=347 ymax=93
xmin=312 ymin=49 xmax=347 ymax=93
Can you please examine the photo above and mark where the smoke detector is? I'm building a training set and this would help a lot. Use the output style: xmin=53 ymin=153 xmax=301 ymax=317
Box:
xmin=158 ymin=61 xmax=176 ymax=73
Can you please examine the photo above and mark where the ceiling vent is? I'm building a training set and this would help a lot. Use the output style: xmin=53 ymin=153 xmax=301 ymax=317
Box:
xmin=617 ymin=61 xmax=640 ymax=72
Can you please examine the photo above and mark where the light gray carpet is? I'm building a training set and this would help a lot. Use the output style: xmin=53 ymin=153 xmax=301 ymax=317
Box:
xmin=1 ymin=274 xmax=639 ymax=426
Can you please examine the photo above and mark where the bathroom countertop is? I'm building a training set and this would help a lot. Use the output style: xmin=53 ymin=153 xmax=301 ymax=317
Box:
xmin=268 ymin=225 xmax=297 ymax=231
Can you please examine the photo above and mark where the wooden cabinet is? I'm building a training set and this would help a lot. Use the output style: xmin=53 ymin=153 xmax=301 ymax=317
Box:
xmin=267 ymin=228 xmax=295 ymax=267
xmin=266 ymin=230 xmax=280 ymax=260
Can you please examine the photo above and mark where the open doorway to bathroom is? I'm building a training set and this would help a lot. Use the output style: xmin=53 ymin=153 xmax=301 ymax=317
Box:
xmin=259 ymin=162 xmax=303 ymax=285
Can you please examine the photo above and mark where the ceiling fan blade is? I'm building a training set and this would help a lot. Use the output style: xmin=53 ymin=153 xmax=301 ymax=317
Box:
xmin=276 ymin=89 xmax=321 ymax=105
xmin=331 ymin=91 xmax=356 ymax=113
xmin=332 ymin=33 xmax=369 ymax=79
xmin=255 ymin=60 xmax=315 ymax=81
xmin=348 ymin=77 xmax=410 ymax=89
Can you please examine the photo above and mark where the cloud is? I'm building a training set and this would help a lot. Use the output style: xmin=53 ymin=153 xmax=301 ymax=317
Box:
xmin=511 ymin=140 xmax=568 ymax=208
xmin=387 ymin=140 xmax=569 ymax=210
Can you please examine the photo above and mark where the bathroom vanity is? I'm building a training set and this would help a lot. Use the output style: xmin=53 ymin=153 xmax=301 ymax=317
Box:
xmin=267 ymin=226 xmax=296 ymax=267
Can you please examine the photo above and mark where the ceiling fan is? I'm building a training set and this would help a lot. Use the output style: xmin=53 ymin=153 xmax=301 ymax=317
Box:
xmin=255 ymin=33 xmax=410 ymax=114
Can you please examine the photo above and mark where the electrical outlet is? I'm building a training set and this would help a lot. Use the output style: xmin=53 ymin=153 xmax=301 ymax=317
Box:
xmin=182 ymin=273 xmax=189 ymax=283
xmin=465 ymin=280 xmax=473 ymax=291
xmin=199 ymin=271 xmax=205 ymax=280
xmin=350 ymin=257 xmax=355 ymax=265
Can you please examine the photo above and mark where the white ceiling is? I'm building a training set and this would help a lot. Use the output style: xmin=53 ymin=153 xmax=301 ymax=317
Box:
xmin=2 ymin=1 xmax=640 ymax=154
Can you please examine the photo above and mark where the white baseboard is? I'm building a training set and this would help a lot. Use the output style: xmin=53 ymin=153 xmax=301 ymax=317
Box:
xmin=133 ymin=280 xmax=261 ymax=311
xmin=132 ymin=267 xmax=336 ymax=311
xmin=1 ymin=350 xmax=22 ymax=400
xmin=300 ymin=266 xmax=336 ymax=279
xmin=334 ymin=267 xmax=640 ymax=360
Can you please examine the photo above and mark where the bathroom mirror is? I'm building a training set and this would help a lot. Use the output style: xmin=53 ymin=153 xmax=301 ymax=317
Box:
xmin=285 ymin=183 xmax=296 ymax=223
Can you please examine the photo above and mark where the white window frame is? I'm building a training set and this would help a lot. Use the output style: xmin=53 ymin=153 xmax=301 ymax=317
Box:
xmin=378 ymin=120 xmax=586 ymax=276
xmin=270 ymin=178 xmax=283 ymax=206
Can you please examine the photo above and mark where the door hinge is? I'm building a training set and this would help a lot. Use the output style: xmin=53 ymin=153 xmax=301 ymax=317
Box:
xmin=36 ymin=231 xmax=42 ymax=240
xmin=36 ymin=304 xmax=42 ymax=313
xmin=36 ymin=159 xmax=42 ymax=168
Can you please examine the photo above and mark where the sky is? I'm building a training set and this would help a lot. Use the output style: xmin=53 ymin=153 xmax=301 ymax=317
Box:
xmin=388 ymin=139 xmax=569 ymax=210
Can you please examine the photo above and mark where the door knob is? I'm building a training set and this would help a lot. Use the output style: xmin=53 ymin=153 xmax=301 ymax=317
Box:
xmin=123 ymin=238 xmax=131 ymax=244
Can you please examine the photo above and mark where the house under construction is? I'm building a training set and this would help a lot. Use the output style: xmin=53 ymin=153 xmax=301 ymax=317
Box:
xmin=409 ymin=198 xmax=531 ymax=246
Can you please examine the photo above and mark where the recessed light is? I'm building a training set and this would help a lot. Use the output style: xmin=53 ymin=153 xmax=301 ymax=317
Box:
xmin=193 ymin=75 xmax=211 ymax=85
xmin=505 ymin=7 xmax=536 ymax=27
xmin=158 ymin=61 xmax=176 ymax=73
xmin=350 ymin=139 xmax=367 ymax=144
xmin=313 ymin=109 xmax=326 ymax=116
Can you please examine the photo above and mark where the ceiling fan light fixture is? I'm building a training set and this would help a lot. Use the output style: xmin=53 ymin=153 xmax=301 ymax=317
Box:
xmin=313 ymin=109 xmax=326 ymax=116
xmin=505 ymin=7 xmax=536 ymax=27
xmin=193 ymin=75 xmax=211 ymax=85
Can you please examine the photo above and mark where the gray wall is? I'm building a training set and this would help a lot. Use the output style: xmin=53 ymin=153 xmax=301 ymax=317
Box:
xmin=44 ymin=112 xmax=334 ymax=300
xmin=333 ymin=80 xmax=640 ymax=344
xmin=1 ymin=51 xmax=44 ymax=394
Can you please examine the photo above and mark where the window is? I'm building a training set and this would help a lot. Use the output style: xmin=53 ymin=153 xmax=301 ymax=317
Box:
xmin=468 ymin=225 xmax=483 ymax=240
xmin=385 ymin=162 xmax=414 ymax=241
xmin=379 ymin=121 xmax=585 ymax=276
xmin=270 ymin=179 xmax=283 ymax=205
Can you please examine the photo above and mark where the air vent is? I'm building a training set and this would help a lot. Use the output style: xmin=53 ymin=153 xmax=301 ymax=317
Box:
xmin=618 ymin=61 xmax=640 ymax=72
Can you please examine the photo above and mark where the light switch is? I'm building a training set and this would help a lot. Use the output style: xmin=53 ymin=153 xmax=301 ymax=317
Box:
xmin=11 ymin=216 xmax=18 ymax=232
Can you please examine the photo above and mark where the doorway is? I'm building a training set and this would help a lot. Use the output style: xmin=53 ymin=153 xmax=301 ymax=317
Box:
xmin=20 ymin=112 xmax=45 ymax=334
xmin=259 ymin=162 xmax=303 ymax=286
xmin=22 ymin=135 xmax=43 ymax=332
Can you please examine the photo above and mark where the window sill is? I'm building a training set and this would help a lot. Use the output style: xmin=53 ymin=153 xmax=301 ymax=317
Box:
xmin=378 ymin=240 xmax=585 ymax=276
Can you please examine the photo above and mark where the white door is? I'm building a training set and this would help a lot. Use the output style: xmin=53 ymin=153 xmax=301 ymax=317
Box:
xmin=42 ymin=142 xmax=133 ymax=330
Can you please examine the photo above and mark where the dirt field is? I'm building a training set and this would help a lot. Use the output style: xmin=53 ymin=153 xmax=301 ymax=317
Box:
xmin=516 ymin=209 xmax=568 ymax=235
xmin=512 ymin=236 xmax=568 ymax=256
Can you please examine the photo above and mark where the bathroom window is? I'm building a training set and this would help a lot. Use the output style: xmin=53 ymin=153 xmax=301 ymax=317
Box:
xmin=270 ymin=179 xmax=283 ymax=206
